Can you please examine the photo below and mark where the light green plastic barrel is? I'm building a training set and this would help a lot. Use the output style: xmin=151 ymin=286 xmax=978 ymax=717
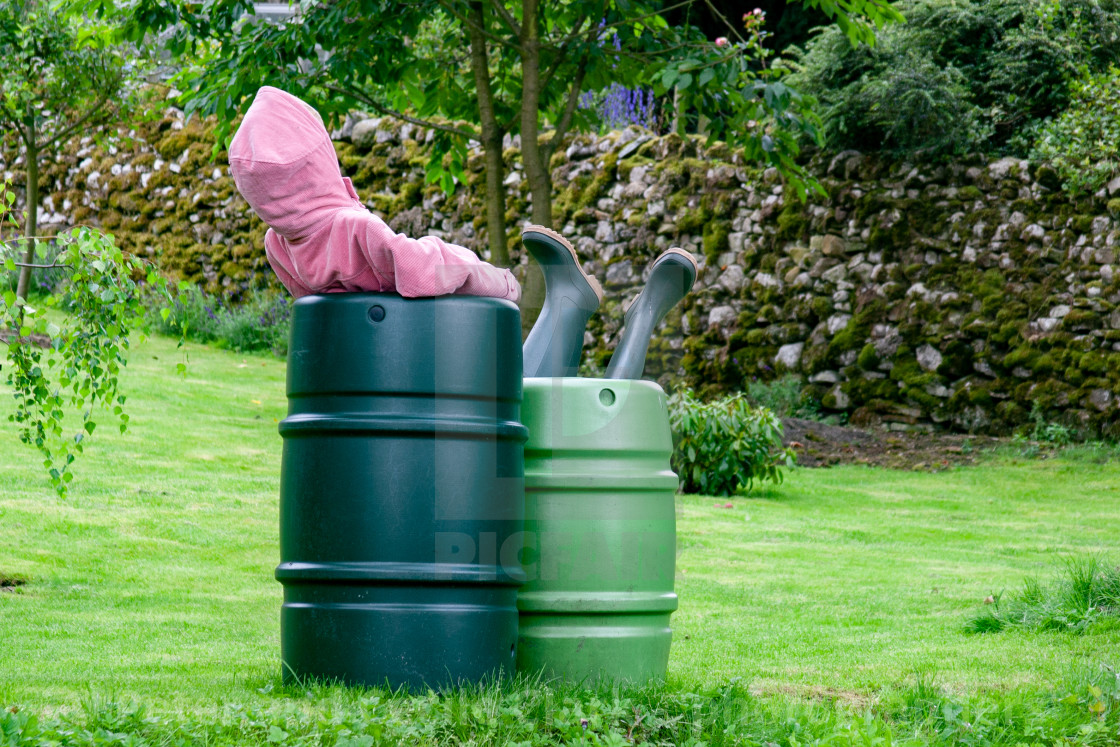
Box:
xmin=517 ymin=378 xmax=678 ymax=683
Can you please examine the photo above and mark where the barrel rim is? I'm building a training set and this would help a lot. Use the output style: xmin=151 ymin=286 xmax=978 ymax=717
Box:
xmin=516 ymin=590 xmax=678 ymax=613
xmin=294 ymin=291 xmax=521 ymax=312
xmin=524 ymin=474 xmax=680 ymax=490
xmin=279 ymin=413 xmax=529 ymax=441
xmin=276 ymin=560 xmax=527 ymax=586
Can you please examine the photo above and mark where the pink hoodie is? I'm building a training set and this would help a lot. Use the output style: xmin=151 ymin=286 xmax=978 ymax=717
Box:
xmin=227 ymin=86 xmax=520 ymax=302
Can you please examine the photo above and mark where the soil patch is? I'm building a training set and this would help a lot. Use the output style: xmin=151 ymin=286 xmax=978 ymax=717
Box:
xmin=0 ymin=575 xmax=27 ymax=593
xmin=782 ymin=417 xmax=1004 ymax=471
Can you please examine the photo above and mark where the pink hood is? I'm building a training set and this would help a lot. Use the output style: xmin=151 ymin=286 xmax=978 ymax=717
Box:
xmin=228 ymin=86 xmax=360 ymax=240
xmin=227 ymin=86 xmax=519 ymax=302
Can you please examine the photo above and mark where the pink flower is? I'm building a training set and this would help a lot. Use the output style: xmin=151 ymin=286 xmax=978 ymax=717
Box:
xmin=715 ymin=36 xmax=729 ymax=47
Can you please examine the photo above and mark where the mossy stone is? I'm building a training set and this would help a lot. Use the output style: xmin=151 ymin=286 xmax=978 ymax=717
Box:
xmin=857 ymin=343 xmax=879 ymax=370
xmin=775 ymin=204 xmax=808 ymax=241
xmin=702 ymin=221 xmax=731 ymax=263
xmin=617 ymin=156 xmax=652 ymax=181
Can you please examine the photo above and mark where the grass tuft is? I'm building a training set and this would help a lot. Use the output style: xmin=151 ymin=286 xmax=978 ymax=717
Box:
xmin=3 ymin=669 xmax=1120 ymax=745
xmin=966 ymin=555 xmax=1120 ymax=634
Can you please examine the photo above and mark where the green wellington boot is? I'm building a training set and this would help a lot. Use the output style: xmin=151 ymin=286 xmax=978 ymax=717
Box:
xmin=605 ymin=248 xmax=698 ymax=380
xmin=522 ymin=225 xmax=604 ymax=378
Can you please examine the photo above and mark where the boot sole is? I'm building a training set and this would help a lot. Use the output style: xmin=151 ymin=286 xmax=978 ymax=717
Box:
xmin=623 ymin=247 xmax=698 ymax=325
xmin=653 ymin=247 xmax=699 ymax=275
xmin=523 ymin=224 xmax=604 ymax=303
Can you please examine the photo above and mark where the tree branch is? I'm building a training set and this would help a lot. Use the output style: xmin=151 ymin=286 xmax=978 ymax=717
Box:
xmin=539 ymin=9 xmax=595 ymax=91
xmin=535 ymin=1 xmax=599 ymax=134
xmin=702 ymin=0 xmax=747 ymax=45
xmin=325 ymin=85 xmax=481 ymax=140
xmin=543 ymin=52 xmax=589 ymax=162
xmin=541 ymin=9 xmax=590 ymax=52
xmin=435 ymin=0 xmax=521 ymax=52
xmin=490 ymin=1 xmax=522 ymax=38
xmin=597 ymin=0 xmax=696 ymax=34
xmin=0 ymin=109 xmax=28 ymax=150
xmin=41 ymin=101 xmax=116 ymax=152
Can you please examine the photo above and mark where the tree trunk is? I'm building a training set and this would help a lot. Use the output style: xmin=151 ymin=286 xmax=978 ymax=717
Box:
xmin=467 ymin=1 xmax=510 ymax=268
xmin=518 ymin=0 xmax=551 ymax=228
xmin=516 ymin=0 xmax=549 ymax=333
xmin=15 ymin=131 xmax=38 ymax=302
xmin=673 ymin=85 xmax=686 ymax=135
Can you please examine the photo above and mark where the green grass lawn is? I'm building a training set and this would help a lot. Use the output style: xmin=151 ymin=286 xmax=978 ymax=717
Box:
xmin=1 ymin=333 xmax=1119 ymax=744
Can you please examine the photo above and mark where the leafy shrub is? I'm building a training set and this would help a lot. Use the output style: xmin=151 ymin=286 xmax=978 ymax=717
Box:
xmin=783 ymin=0 xmax=1120 ymax=156
xmin=667 ymin=390 xmax=795 ymax=496
xmin=1030 ymin=403 xmax=1075 ymax=445
xmin=744 ymin=374 xmax=823 ymax=419
xmin=1032 ymin=67 xmax=1120 ymax=195
xmin=212 ymin=291 xmax=292 ymax=356
xmin=965 ymin=555 xmax=1120 ymax=634
xmin=146 ymin=284 xmax=291 ymax=356
xmin=146 ymin=283 xmax=221 ymax=343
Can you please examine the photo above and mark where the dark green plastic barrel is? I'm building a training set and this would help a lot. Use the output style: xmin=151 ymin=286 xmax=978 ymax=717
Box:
xmin=277 ymin=293 xmax=526 ymax=690
xmin=517 ymin=378 xmax=678 ymax=683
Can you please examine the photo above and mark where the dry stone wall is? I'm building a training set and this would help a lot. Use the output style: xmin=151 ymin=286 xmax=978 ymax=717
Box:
xmin=5 ymin=105 xmax=1120 ymax=436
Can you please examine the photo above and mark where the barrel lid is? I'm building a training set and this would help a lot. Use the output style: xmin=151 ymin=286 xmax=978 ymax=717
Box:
xmin=521 ymin=378 xmax=673 ymax=453
xmin=288 ymin=294 xmax=523 ymax=400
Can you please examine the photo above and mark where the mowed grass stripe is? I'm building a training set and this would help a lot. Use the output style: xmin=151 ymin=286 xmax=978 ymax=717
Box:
xmin=0 ymin=333 xmax=1117 ymax=713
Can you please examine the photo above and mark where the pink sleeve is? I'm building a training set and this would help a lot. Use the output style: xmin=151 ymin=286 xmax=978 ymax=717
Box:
xmin=356 ymin=212 xmax=521 ymax=302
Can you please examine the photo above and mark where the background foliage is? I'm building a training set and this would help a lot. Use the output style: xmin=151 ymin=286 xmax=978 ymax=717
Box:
xmin=1032 ymin=66 xmax=1120 ymax=195
xmin=146 ymin=285 xmax=291 ymax=357
xmin=785 ymin=0 xmax=1120 ymax=157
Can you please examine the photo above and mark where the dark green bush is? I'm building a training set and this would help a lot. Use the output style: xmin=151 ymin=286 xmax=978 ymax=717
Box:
xmin=667 ymin=390 xmax=795 ymax=496
xmin=784 ymin=0 xmax=1120 ymax=156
